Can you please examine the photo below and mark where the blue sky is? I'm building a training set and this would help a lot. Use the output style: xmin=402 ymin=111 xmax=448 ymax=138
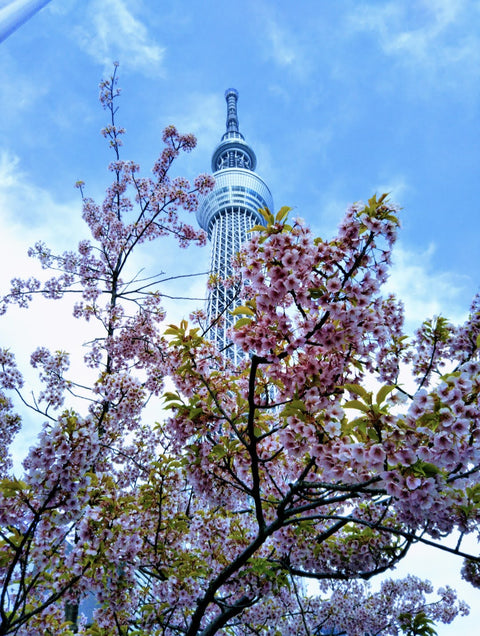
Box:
xmin=1 ymin=1 xmax=480 ymax=633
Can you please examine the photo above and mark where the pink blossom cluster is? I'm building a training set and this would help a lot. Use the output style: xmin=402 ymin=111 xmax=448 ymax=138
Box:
xmin=233 ymin=200 xmax=401 ymax=394
xmin=1 ymin=69 xmax=479 ymax=634
xmin=0 ymin=412 xmax=101 ymax=634
xmin=0 ymin=348 xmax=23 ymax=476
xmin=160 ymin=197 xmax=480 ymax=634
xmin=0 ymin=67 xmax=218 ymax=634
xmin=30 ymin=347 xmax=70 ymax=409
xmin=306 ymin=577 xmax=469 ymax=636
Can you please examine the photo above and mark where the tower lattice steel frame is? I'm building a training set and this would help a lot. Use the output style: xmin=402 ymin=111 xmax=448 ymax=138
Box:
xmin=197 ymin=89 xmax=273 ymax=362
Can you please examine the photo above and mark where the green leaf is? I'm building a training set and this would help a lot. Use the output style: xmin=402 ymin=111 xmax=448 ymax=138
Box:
xmin=385 ymin=213 xmax=399 ymax=224
xmin=163 ymin=402 xmax=182 ymax=411
xmin=275 ymin=206 xmax=292 ymax=222
xmin=353 ymin=418 xmax=369 ymax=438
xmin=366 ymin=426 xmax=380 ymax=442
xmin=6 ymin=527 xmax=23 ymax=548
xmin=282 ymin=399 xmax=308 ymax=418
xmin=290 ymin=399 xmax=306 ymax=412
xmin=0 ymin=478 xmax=27 ymax=498
xmin=466 ymin=484 xmax=480 ymax=504
xmin=309 ymin=286 xmax=325 ymax=299
xmin=351 ymin=358 xmax=364 ymax=372
xmin=343 ymin=383 xmax=371 ymax=402
xmin=234 ymin=317 xmax=252 ymax=330
xmin=210 ymin=445 xmax=227 ymax=459
xmin=230 ymin=305 xmax=255 ymax=317
xmin=259 ymin=207 xmax=274 ymax=224
xmin=411 ymin=460 xmax=441 ymax=478
xmin=399 ymin=611 xmax=437 ymax=636
xmin=376 ymin=385 xmax=395 ymax=406
xmin=164 ymin=325 xmax=180 ymax=336
xmin=343 ymin=399 xmax=370 ymax=413
xmin=378 ymin=192 xmax=389 ymax=204
xmin=0 ymin=551 xmax=13 ymax=567
xmin=163 ymin=392 xmax=181 ymax=403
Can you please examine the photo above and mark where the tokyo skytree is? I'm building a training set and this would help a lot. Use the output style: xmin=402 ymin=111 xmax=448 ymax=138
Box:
xmin=196 ymin=89 xmax=273 ymax=362
xmin=0 ymin=0 xmax=52 ymax=43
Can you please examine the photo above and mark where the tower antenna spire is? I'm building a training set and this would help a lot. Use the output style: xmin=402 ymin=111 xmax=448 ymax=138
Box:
xmin=224 ymin=88 xmax=241 ymax=138
xmin=212 ymin=88 xmax=255 ymax=172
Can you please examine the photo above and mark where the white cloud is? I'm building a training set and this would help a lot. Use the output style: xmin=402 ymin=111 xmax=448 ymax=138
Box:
xmin=0 ymin=59 xmax=49 ymax=119
xmin=46 ymin=0 xmax=76 ymax=15
xmin=0 ymin=151 xmax=92 ymax=354
xmin=265 ymin=19 xmax=299 ymax=67
xmin=373 ymin=176 xmax=410 ymax=205
xmin=0 ymin=150 xmax=83 ymax=238
xmin=309 ymin=177 xmax=408 ymax=243
xmin=386 ymin=242 xmax=470 ymax=330
xmin=310 ymin=183 xmax=470 ymax=331
xmin=0 ymin=152 xmax=99 ymax=466
xmin=75 ymin=0 xmax=165 ymax=76
xmin=166 ymin=92 xmax=224 ymax=161
xmin=0 ymin=149 xmax=210 ymax=469
xmin=258 ymin=13 xmax=311 ymax=80
xmin=347 ymin=0 xmax=480 ymax=84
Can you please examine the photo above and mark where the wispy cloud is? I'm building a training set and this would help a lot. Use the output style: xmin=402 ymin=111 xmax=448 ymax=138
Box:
xmin=0 ymin=148 xmax=207 ymax=468
xmin=166 ymin=92 xmax=224 ymax=158
xmin=265 ymin=18 xmax=299 ymax=67
xmin=0 ymin=151 xmax=82 ymax=235
xmin=386 ymin=242 xmax=471 ymax=330
xmin=310 ymin=183 xmax=470 ymax=331
xmin=75 ymin=0 xmax=165 ymax=76
xmin=347 ymin=0 xmax=480 ymax=85
xmin=258 ymin=11 xmax=311 ymax=81
xmin=0 ymin=151 xmax=81 ymax=236
xmin=0 ymin=59 xmax=49 ymax=121
xmin=0 ymin=152 xmax=99 ymax=469
xmin=308 ymin=178 xmax=409 ymax=245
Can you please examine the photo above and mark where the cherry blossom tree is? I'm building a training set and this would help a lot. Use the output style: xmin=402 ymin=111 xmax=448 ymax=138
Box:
xmin=0 ymin=66 xmax=479 ymax=635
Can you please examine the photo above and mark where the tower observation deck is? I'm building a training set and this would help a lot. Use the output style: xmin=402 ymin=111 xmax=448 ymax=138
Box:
xmin=197 ymin=89 xmax=273 ymax=362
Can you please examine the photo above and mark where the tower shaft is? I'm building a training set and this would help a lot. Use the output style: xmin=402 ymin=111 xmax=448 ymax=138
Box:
xmin=207 ymin=207 xmax=260 ymax=359
xmin=197 ymin=90 xmax=273 ymax=362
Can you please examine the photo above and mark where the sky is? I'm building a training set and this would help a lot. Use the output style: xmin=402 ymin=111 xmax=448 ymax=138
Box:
xmin=0 ymin=0 xmax=479 ymax=633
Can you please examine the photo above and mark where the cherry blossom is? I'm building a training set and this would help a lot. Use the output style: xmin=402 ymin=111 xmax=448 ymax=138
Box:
xmin=0 ymin=70 xmax=479 ymax=636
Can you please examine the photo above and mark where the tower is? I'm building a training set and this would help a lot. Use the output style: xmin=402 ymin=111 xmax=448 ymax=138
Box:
xmin=197 ymin=89 xmax=273 ymax=362
xmin=0 ymin=0 xmax=52 ymax=43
